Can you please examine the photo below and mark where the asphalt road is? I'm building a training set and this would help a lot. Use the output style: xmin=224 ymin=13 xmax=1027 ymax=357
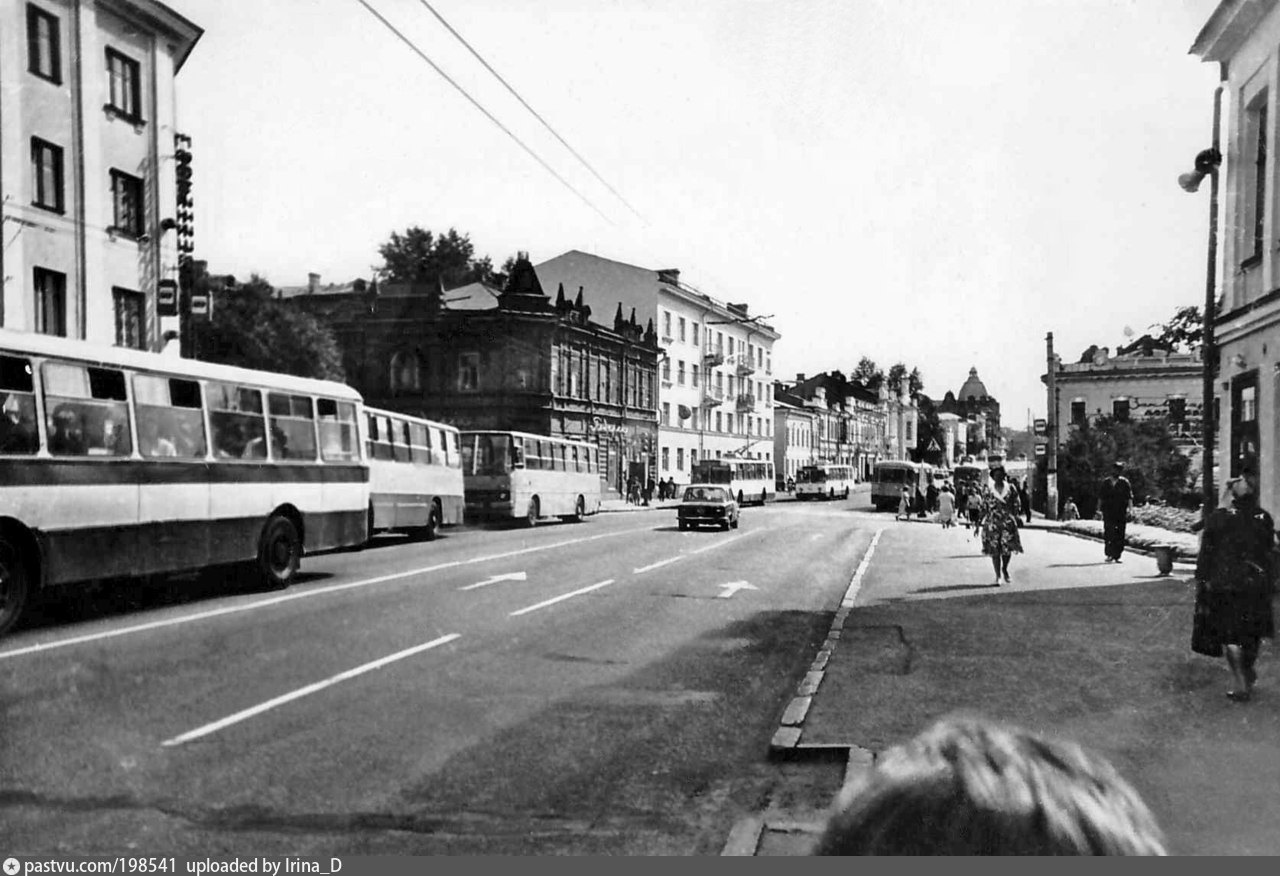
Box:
xmin=0 ymin=497 xmax=872 ymax=855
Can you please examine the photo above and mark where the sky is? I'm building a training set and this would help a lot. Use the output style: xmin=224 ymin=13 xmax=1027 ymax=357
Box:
xmin=163 ymin=0 xmax=1224 ymax=425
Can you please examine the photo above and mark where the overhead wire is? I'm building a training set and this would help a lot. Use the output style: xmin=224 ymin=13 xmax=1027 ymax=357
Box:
xmin=414 ymin=0 xmax=645 ymax=223
xmin=353 ymin=0 xmax=614 ymax=225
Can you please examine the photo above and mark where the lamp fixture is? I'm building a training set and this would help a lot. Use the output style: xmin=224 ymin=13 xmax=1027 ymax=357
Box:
xmin=1178 ymin=148 xmax=1222 ymax=193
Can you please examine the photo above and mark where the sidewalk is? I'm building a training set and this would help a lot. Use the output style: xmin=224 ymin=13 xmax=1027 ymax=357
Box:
xmin=730 ymin=517 xmax=1280 ymax=856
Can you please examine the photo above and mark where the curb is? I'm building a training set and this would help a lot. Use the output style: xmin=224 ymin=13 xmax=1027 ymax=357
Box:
xmin=1046 ymin=526 xmax=1198 ymax=566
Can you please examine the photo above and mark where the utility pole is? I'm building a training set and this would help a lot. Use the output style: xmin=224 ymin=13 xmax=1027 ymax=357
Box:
xmin=1045 ymin=332 xmax=1059 ymax=520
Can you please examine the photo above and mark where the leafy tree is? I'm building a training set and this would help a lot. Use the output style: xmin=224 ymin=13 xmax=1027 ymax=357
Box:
xmin=913 ymin=394 xmax=945 ymax=465
xmin=1053 ymin=416 xmax=1194 ymax=519
xmin=886 ymin=363 xmax=924 ymax=398
xmin=378 ymin=226 xmax=512 ymax=288
xmin=190 ymin=275 xmax=345 ymax=381
xmin=852 ymin=356 xmax=884 ymax=391
xmin=1147 ymin=305 xmax=1203 ymax=354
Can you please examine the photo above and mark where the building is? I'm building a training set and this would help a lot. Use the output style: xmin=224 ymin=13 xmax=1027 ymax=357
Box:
xmin=772 ymin=388 xmax=818 ymax=486
xmin=288 ymin=257 xmax=660 ymax=496
xmin=1 ymin=0 xmax=201 ymax=350
xmin=535 ymin=251 xmax=779 ymax=486
xmin=1190 ymin=0 xmax=1280 ymax=512
xmin=781 ymin=372 xmax=890 ymax=477
xmin=938 ymin=367 xmax=1003 ymax=458
xmin=1042 ymin=338 xmax=1204 ymax=454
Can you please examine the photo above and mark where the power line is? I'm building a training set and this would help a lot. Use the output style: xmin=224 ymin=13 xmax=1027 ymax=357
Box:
xmin=354 ymin=0 xmax=613 ymax=225
xmin=415 ymin=0 xmax=645 ymax=223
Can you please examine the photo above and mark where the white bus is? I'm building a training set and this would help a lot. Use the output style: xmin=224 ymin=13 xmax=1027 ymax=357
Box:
xmin=459 ymin=430 xmax=602 ymax=526
xmin=363 ymin=406 xmax=465 ymax=540
xmin=795 ymin=463 xmax=855 ymax=501
xmin=690 ymin=457 xmax=776 ymax=506
xmin=0 ymin=329 xmax=367 ymax=636
xmin=871 ymin=460 xmax=929 ymax=511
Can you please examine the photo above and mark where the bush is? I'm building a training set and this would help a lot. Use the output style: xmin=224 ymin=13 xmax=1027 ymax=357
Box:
xmin=1129 ymin=502 xmax=1200 ymax=533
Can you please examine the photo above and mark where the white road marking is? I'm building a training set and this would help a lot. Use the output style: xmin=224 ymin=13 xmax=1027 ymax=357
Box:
xmin=841 ymin=527 xmax=884 ymax=608
xmin=459 ymin=571 xmax=527 ymax=591
xmin=633 ymin=533 xmax=743 ymax=573
xmin=717 ymin=581 xmax=759 ymax=598
xmin=0 ymin=526 xmax=652 ymax=661
xmin=161 ymin=633 xmax=461 ymax=747
xmin=509 ymin=580 xmax=614 ymax=617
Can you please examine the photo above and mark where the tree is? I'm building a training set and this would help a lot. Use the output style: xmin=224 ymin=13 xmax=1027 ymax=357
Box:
xmin=1052 ymin=416 xmax=1194 ymax=519
xmin=852 ymin=356 xmax=884 ymax=391
xmin=885 ymin=363 xmax=923 ymax=398
xmin=377 ymin=226 xmax=512 ymax=288
xmin=190 ymin=275 xmax=345 ymax=381
xmin=1147 ymin=305 xmax=1203 ymax=354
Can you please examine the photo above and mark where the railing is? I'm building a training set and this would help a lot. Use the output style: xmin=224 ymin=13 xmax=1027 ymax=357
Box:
xmin=736 ymin=394 xmax=756 ymax=412
xmin=702 ymin=386 xmax=725 ymax=407
xmin=735 ymin=355 xmax=755 ymax=376
xmin=703 ymin=347 xmax=725 ymax=367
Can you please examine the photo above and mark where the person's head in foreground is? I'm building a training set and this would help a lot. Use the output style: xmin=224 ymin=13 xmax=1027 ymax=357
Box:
xmin=811 ymin=716 xmax=1167 ymax=855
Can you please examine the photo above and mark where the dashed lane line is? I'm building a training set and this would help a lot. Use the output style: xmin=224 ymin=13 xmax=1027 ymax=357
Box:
xmin=509 ymin=580 xmax=614 ymax=617
xmin=632 ymin=533 xmax=744 ymax=573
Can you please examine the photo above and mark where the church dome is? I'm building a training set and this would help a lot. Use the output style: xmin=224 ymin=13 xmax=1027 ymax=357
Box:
xmin=958 ymin=367 xmax=989 ymax=402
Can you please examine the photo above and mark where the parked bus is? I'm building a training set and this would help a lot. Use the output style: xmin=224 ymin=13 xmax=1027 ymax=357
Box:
xmin=363 ymin=407 xmax=465 ymax=540
xmin=870 ymin=460 xmax=929 ymax=510
xmin=459 ymin=430 xmax=602 ymax=526
xmin=952 ymin=461 xmax=987 ymax=499
xmin=794 ymin=463 xmax=855 ymax=501
xmin=0 ymin=329 xmax=367 ymax=636
xmin=690 ymin=457 xmax=776 ymax=506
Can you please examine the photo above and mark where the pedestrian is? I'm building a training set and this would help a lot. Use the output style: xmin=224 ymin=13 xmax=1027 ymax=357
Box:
xmin=1192 ymin=475 xmax=1276 ymax=702
xmin=915 ymin=481 xmax=927 ymax=519
xmin=644 ymin=475 xmax=655 ymax=506
xmin=626 ymin=475 xmax=640 ymax=505
xmin=1019 ymin=478 xmax=1032 ymax=524
xmin=811 ymin=716 xmax=1168 ymax=855
xmin=926 ymin=479 xmax=939 ymax=515
xmin=896 ymin=485 xmax=911 ymax=521
xmin=980 ymin=464 xmax=1023 ymax=585
xmin=937 ymin=483 xmax=955 ymax=529
xmin=1099 ymin=461 xmax=1133 ymax=563
xmin=1062 ymin=496 xmax=1080 ymax=521
xmin=966 ymin=488 xmax=983 ymax=533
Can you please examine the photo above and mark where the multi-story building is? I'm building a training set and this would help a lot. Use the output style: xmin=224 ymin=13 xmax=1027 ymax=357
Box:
xmin=938 ymin=367 xmax=1003 ymax=457
xmin=535 ymin=251 xmax=779 ymax=487
xmin=1190 ymin=0 xmax=1280 ymax=512
xmin=288 ymin=257 xmax=660 ymax=496
xmin=783 ymin=372 xmax=889 ymax=477
xmin=772 ymin=387 xmax=818 ymax=486
xmin=1 ymin=0 xmax=201 ymax=350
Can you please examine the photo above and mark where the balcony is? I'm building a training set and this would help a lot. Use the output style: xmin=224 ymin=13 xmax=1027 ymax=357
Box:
xmin=735 ymin=356 xmax=755 ymax=376
xmin=702 ymin=386 xmax=725 ymax=407
xmin=703 ymin=347 xmax=725 ymax=367
xmin=736 ymin=393 xmax=756 ymax=412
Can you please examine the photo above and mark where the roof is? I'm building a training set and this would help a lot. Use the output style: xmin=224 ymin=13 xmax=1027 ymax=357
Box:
xmin=957 ymin=367 xmax=990 ymax=401
xmin=1190 ymin=0 xmax=1277 ymax=62
xmin=121 ymin=0 xmax=204 ymax=71
xmin=441 ymin=281 xmax=503 ymax=310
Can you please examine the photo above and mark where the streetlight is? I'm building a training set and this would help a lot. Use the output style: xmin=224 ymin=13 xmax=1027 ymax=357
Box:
xmin=1179 ymin=81 xmax=1224 ymax=522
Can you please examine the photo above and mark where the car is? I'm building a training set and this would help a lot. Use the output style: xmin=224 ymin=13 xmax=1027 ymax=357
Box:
xmin=677 ymin=484 xmax=740 ymax=531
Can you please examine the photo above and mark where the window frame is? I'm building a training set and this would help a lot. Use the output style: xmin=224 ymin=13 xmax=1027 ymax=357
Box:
xmin=31 ymin=137 xmax=64 ymax=214
xmin=33 ymin=267 xmax=67 ymax=337
xmin=27 ymin=4 xmax=61 ymax=85
xmin=113 ymin=287 xmax=145 ymax=350
xmin=105 ymin=46 xmax=143 ymax=123
xmin=109 ymin=169 xmax=145 ymax=238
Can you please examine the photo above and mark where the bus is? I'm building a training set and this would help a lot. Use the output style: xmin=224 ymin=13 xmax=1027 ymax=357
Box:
xmin=459 ymin=430 xmax=602 ymax=526
xmin=952 ymin=461 xmax=987 ymax=500
xmin=0 ymin=328 xmax=367 ymax=636
xmin=794 ymin=463 xmax=855 ymax=501
xmin=363 ymin=406 xmax=465 ymax=540
xmin=870 ymin=460 xmax=929 ymax=510
xmin=690 ymin=457 xmax=776 ymax=506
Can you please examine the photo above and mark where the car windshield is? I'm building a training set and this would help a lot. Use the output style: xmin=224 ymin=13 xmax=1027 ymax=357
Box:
xmin=683 ymin=486 xmax=726 ymax=502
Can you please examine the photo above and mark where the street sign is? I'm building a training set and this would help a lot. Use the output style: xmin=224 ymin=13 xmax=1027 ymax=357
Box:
xmin=1033 ymin=418 xmax=1046 ymax=435
xmin=1034 ymin=444 xmax=1046 ymax=456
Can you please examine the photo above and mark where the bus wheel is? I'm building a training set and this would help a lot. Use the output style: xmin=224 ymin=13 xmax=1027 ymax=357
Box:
xmin=844 ymin=487 xmax=850 ymax=500
xmin=737 ymin=491 xmax=745 ymax=506
xmin=526 ymin=497 xmax=541 ymax=528
xmin=761 ymin=489 xmax=767 ymax=506
xmin=0 ymin=536 xmax=32 ymax=637
xmin=829 ymin=488 xmax=835 ymax=500
xmin=257 ymin=515 xmax=301 ymax=590
xmin=572 ymin=495 xmax=586 ymax=523
xmin=412 ymin=503 xmax=441 ymax=541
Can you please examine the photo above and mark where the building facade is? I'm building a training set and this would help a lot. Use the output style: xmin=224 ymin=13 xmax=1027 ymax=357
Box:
xmin=938 ymin=367 xmax=1003 ymax=458
xmin=536 ymin=251 xmax=779 ymax=487
xmin=781 ymin=372 xmax=890 ymax=477
xmin=1191 ymin=0 xmax=1280 ymax=513
xmin=1 ymin=0 xmax=201 ymax=350
xmin=771 ymin=392 xmax=818 ymax=485
xmin=289 ymin=259 xmax=661 ymax=496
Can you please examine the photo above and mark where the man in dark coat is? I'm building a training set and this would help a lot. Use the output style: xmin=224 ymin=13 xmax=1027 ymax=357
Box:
xmin=1098 ymin=461 xmax=1133 ymax=562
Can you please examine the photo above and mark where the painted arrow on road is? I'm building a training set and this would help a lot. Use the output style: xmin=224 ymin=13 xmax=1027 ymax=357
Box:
xmin=459 ymin=572 xmax=527 ymax=591
xmin=718 ymin=581 xmax=759 ymax=599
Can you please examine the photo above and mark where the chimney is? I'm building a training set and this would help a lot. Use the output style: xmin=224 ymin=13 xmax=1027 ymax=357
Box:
xmin=657 ymin=268 xmax=680 ymax=285
xmin=796 ymin=373 xmax=805 ymax=383
xmin=307 ymin=272 xmax=320 ymax=294
xmin=728 ymin=302 xmax=748 ymax=316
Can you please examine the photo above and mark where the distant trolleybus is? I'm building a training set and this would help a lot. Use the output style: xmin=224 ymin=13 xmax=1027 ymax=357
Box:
xmin=0 ymin=328 xmax=367 ymax=636
xmin=459 ymin=430 xmax=602 ymax=526
xmin=794 ymin=463 xmax=855 ymax=501
xmin=871 ymin=460 xmax=929 ymax=511
xmin=690 ymin=458 xmax=776 ymax=506
xmin=363 ymin=407 xmax=465 ymax=540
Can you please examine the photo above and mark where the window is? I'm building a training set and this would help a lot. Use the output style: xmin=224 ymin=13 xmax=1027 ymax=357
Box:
xmin=106 ymin=47 xmax=142 ymax=121
xmin=677 ymin=360 xmax=685 ymax=386
xmin=33 ymin=267 xmax=66 ymax=337
xmin=716 ymin=411 xmax=722 ymax=432
xmin=1070 ymin=399 xmax=1086 ymax=425
xmin=269 ymin=393 xmax=317 ymax=460
xmin=692 ymin=363 xmax=700 ymax=387
xmin=662 ymin=402 xmax=670 ymax=425
xmin=208 ymin=383 xmax=266 ymax=458
xmin=110 ymin=170 xmax=144 ymax=237
xmin=662 ymin=358 xmax=671 ymax=382
xmin=42 ymin=363 xmax=131 ymax=457
xmin=676 ymin=447 xmax=684 ymax=471
xmin=1244 ymin=90 xmax=1268 ymax=266
xmin=458 ymin=352 xmax=480 ymax=391
xmin=31 ymin=138 xmax=64 ymax=213
xmin=390 ymin=350 xmax=420 ymax=394
xmin=317 ymin=398 xmax=358 ymax=461
xmin=0 ymin=356 xmax=40 ymax=455
xmin=1112 ymin=398 xmax=1130 ymax=422
xmin=113 ymin=287 xmax=145 ymax=350
xmin=1230 ymin=373 xmax=1259 ymax=477
xmin=1168 ymin=397 xmax=1186 ymax=425
xmin=678 ymin=317 xmax=686 ymax=342
xmin=663 ymin=310 xmax=671 ymax=339
xmin=27 ymin=4 xmax=61 ymax=84
xmin=133 ymin=374 xmax=205 ymax=458
xmin=692 ymin=323 xmax=699 ymax=346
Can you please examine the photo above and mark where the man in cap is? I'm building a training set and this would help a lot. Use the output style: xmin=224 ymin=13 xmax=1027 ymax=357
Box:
xmin=1098 ymin=461 xmax=1133 ymax=563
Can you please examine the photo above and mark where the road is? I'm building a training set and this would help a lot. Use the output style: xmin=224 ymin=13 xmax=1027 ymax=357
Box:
xmin=0 ymin=496 xmax=871 ymax=855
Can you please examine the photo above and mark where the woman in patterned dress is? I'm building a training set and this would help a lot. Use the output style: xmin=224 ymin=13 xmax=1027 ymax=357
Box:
xmin=980 ymin=465 xmax=1023 ymax=585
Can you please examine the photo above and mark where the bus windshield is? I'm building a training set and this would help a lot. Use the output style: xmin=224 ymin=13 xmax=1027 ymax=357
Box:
xmin=876 ymin=466 xmax=908 ymax=483
xmin=465 ymin=434 xmax=518 ymax=475
xmin=691 ymin=460 xmax=731 ymax=484
xmin=798 ymin=466 xmax=826 ymax=483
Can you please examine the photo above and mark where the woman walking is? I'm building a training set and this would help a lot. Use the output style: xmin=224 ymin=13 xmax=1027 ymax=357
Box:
xmin=980 ymin=465 xmax=1023 ymax=585
xmin=1193 ymin=476 xmax=1276 ymax=702
xmin=937 ymin=483 xmax=956 ymax=529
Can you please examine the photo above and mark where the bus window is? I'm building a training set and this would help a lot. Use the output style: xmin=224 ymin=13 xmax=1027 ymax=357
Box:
xmin=430 ymin=426 xmax=445 ymax=466
xmin=43 ymin=362 xmax=131 ymax=457
xmin=317 ymin=399 xmax=358 ymax=461
xmin=474 ymin=434 xmax=511 ymax=474
xmin=389 ymin=418 xmax=410 ymax=463
xmin=445 ymin=429 xmax=460 ymax=469
xmin=511 ymin=437 xmax=526 ymax=468
xmin=571 ymin=445 xmax=580 ymax=472
xmin=409 ymin=422 xmax=430 ymax=465
xmin=208 ymin=382 xmax=265 ymax=459
xmin=0 ymin=355 xmax=39 ymax=455
xmin=134 ymin=374 xmax=206 ymax=458
xmin=268 ymin=393 xmax=317 ymax=460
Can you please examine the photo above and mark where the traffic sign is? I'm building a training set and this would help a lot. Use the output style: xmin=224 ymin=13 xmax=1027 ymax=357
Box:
xmin=1033 ymin=418 xmax=1047 ymax=435
xmin=1034 ymin=444 xmax=1046 ymax=456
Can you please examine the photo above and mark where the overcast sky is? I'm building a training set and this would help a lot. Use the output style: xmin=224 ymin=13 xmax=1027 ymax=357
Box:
xmin=165 ymin=0 xmax=1223 ymax=425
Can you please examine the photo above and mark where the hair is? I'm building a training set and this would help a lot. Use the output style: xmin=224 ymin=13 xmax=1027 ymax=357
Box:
xmin=811 ymin=716 xmax=1168 ymax=856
